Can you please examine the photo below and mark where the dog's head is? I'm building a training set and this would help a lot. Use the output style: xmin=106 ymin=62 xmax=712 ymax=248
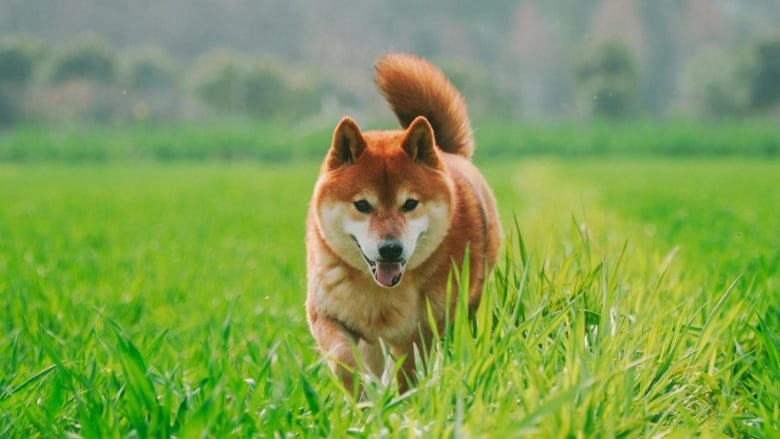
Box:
xmin=313 ymin=116 xmax=454 ymax=288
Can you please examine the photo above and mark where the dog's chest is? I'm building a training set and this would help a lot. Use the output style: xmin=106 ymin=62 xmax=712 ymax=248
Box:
xmin=319 ymin=266 xmax=422 ymax=345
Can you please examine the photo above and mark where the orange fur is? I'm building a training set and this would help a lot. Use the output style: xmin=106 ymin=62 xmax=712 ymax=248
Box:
xmin=375 ymin=53 xmax=474 ymax=158
xmin=306 ymin=53 xmax=501 ymax=395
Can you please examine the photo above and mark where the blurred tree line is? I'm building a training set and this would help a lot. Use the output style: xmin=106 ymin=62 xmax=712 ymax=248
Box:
xmin=0 ymin=0 xmax=779 ymax=127
xmin=0 ymin=33 xmax=331 ymax=126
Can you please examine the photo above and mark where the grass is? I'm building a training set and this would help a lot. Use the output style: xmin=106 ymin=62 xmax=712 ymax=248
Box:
xmin=0 ymin=119 xmax=779 ymax=162
xmin=1 ymin=159 xmax=778 ymax=437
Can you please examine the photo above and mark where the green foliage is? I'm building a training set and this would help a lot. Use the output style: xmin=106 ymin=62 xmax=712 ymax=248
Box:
xmin=0 ymin=159 xmax=778 ymax=436
xmin=190 ymin=51 xmax=321 ymax=120
xmin=189 ymin=50 xmax=248 ymax=113
xmin=4 ymin=120 xmax=777 ymax=162
xmin=575 ymin=38 xmax=639 ymax=119
xmin=0 ymin=90 xmax=20 ymax=126
xmin=474 ymin=119 xmax=780 ymax=157
xmin=0 ymin=164 xmax=315 ymax=436
xmin=0 ymin=34 xmax=44 ymax=85
xmin=680 ymin=46 xmax=752 ymax=118
xmin=0 ymin=122 xmax=337 ymax=162
xmin=242 ymin=63 xmax=288 ymax=116
xmin=0 ymin=34 xmax=45 ymax=125
xmin=682 ymin=38 xmax=780 ymax=117
xmin=49 ymin=34 xmax=117 ymax=84
xmin=554 ymin=159 xmax=780 ymax=436
xmin=122 ymin=47 xmax=178 ymax=91
xmin=116 ymin=47 xmax=183 ymax=124
xmin=749 ymin=38 xmax=780 ymax=110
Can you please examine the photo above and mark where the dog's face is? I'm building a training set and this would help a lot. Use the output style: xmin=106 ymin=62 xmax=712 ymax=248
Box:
xmin=314 ymin=116 xmax=454 ymax=288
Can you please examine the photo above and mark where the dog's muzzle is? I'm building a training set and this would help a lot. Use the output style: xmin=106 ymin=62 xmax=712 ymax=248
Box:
xmin=352 ymin=237 xmax=406 ymax=288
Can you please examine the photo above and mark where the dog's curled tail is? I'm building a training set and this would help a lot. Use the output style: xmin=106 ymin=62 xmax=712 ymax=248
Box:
xmin=375 ymin=53 xmax=474 ymax=159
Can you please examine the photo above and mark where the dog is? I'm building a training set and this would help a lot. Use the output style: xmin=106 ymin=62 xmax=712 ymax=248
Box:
xmin=305 ymin=53 xmax=501 ymax=394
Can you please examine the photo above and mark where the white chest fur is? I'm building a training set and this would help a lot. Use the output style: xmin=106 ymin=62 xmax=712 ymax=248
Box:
xmin=313 ymin=262 xmax=423 ymax=347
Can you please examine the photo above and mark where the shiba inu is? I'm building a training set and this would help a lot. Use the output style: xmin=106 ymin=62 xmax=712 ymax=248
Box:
xmin=305 ymin=53 xmax=501 ymax=393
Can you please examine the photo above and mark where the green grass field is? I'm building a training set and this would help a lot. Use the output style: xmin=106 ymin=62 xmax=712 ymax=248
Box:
xmin=2 ymin=119 xmax=779 ymax=162
xmin=1 ymin=159 xmax=779 ymax=437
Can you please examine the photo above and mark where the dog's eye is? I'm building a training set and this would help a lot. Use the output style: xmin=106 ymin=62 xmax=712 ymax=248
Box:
xmin=353 ymin=200 xmax=372 ymax=213
xmin=401 ymin=199 xmax=419 ymax=212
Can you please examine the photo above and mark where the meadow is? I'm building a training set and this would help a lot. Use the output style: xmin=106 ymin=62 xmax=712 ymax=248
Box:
xmin=1 ymin=153 xmax=779 ymax=436
xmin=1 ymin=119 xmax=779 ymax=162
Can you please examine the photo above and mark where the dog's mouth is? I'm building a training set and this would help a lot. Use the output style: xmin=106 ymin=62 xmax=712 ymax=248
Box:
xmin=352 ymin=238 xmax=405 ymax=288
xmin=367 ymin=258 xmax=405 ymax=288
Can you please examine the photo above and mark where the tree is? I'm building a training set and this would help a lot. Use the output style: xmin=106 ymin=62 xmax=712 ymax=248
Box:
xmin=574 ymin=38 xmax=639 ymax=119
xmin=749 ymin=39 xmax=780 ymax=110
xmin=189 ymin=50 xmax=246 ymax=114
xmin=0 ymin=34 xmax=45 ymax=125
xmin=123 ymin=47 xmax=178 ymax=91
xmin=679 ymin=46 xmax=751 ymax=119
xmin=49 ymin=34 xmax=117 ymax=84
xmin=190 ymin=50 xmax=321 ymax=120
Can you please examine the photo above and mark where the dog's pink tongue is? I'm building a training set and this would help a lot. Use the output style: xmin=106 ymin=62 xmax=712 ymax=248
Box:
xmin=376 ymin=262 xmax=403 ymax=287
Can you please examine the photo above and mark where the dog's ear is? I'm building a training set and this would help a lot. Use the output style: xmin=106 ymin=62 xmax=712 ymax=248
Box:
xmin=326 ymin=117 xmax=365 ymax=170
xmin=402 ymin=116 xmax=439 ymax=168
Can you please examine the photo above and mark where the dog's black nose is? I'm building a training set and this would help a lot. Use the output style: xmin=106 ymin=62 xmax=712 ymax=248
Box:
xmin=378 ymin=240 xmax=404 ymax=261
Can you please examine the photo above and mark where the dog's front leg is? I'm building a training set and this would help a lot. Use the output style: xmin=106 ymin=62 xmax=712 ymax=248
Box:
xmin=308 ymin=310 xmax=361 ymax=394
